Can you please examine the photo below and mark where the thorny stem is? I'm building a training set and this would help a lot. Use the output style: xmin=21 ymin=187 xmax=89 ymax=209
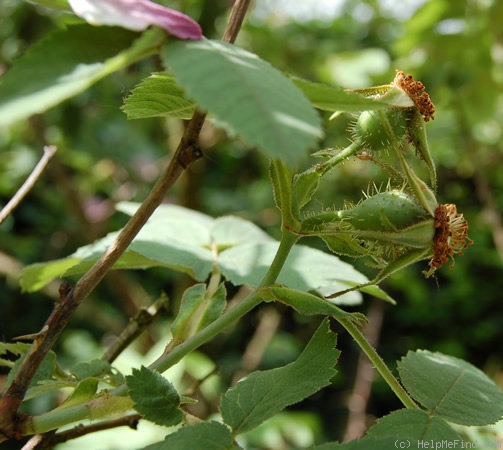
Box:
xmin=0 ymin=0 xmax=254 ymax=443
xmin=319 ymin=142 xmax=360 ymax=175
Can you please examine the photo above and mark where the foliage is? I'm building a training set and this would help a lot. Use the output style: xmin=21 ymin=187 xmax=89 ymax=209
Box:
xmin=1 ymin=1 xmax=502 ymax=449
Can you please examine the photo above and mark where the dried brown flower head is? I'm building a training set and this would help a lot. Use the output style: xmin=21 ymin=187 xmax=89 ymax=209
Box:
xmin=394 ymin=70 xmax=435 ymax=122
xmin=424 ymin=204 xmax=473 ymax=277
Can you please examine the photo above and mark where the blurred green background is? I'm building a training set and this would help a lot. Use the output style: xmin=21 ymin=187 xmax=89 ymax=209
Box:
xmin=1 ymin=0 xmax=503 ymax=448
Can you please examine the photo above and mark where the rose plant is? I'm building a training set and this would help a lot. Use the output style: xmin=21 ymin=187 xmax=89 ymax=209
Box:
xmin=0 ymin=1 xmax=499 ymax=449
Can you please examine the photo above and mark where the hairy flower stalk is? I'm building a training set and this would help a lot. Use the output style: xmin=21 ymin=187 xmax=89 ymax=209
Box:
xmin=68 ymin=0 xmax=203 ymax=40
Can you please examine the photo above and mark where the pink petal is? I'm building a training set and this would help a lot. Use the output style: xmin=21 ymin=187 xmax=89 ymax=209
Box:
xmin=68 ymin=0 xmax=203 ymax=40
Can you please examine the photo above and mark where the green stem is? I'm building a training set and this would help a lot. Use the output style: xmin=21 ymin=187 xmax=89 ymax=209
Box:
xmin=319 ymin=142 xmax=360 ymax=175
xmin=103 ymin=27 xmax=165 ymax=75
xmin=149 ymin=292 xmax=263 ymax=374
xmin=260 ymin=229 xmax=299 ymax=285
xmin=113 ymin=229 xmax=299 ymax=394
xmin=270 ymin=159 xmax=296 ymax=228
xmin=377 ymin=110 xmax=436 ymax=216
xmin=28 ymin=394 xmax=134 ymax=435
xmin=335 ymin=316 xmax=418 ymax=409
xmin=149 ymin=229 xmax=298 ymax=373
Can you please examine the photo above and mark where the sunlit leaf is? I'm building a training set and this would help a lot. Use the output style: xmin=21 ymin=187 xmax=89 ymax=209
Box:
xmin=163 ymin=39 xmax=323 ymax=165
xmin=0 ymin=26 xmax=164 ymax=128
xmin=291 ymin=77 xmax=413 ymax=112
xmin=20 ymin=203 xmax=389 ymax=304
xmin=171 ymin=283 xmax=227 ymax=341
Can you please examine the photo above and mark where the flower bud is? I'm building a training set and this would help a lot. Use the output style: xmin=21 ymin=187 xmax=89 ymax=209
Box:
xmin=351 ymin=109 xmax=408 ymax=154
xmin=302 ymin=190 xmax=435 ymax=257
xmin=301 ymin=192 xmax=472 ymax=283
xmin=338 ymin=190 xmax=431 ymax=233
xmin=335 ymin=190 xmax=435 ymax=249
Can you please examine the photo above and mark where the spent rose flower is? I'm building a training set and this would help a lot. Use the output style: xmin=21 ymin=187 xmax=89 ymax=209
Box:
xmin=393 ymin=70 xmax=435 ymax=122
xmin=68 ymin=0 xmax=203 ymax=40
xmin=424 ymin=203 xmax=473 ymax=277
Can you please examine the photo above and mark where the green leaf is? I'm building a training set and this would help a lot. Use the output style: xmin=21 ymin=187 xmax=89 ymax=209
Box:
xmin=20 ymin=203 xmax=217 ymax=291
xmin=4 ymin=343 xmax=59 ymax=391
xmin=269 ymin=159 xmax=299 ymax=227
xmin=20 ymin=203 xmax=387 ymax=304
xmin=20 ymin=257 xmax=82 ymax=292
xmin=291 ymin=77 xmax=414 ymax=114
xmin=24 ymin=359 xmax=124 ymax=401
xmin=139 ymin=421 xmax=237 ymax=450
xmin=71 ymin=359 xmax=124 ymax=386
xmin=219 ymin=242 xmax=390 ymax=304
xmin=291 ymin=77 xmax=391 ymax=112
xmin=49 ymin=378 xmax=98 ymax=411
xmin=0 ymin=342 xmax=34 ymax=368
xmin=397 ymin=350 xmax=503 ymax=426
xmin=126 ymin=366 xmax=183 ymax=427
xmin=0 ymin=26 xmax=164 ymax=128
xmin=24 ymin=380 xmax=75 ymax=402
xmin=163 ymin=39 xmax=323 ymax=165
xmin=365 ymin=409 xmax=461 ymax=442
xmin=210 ymin=215 xmax=273 ymax=249
xmin=122 ymin=72 xmax=196 ymax=120
xmin=19 ymin=203 xmax=272 ymax=291
xmin=258 ymin=286 xmax=366 ymax=324
xmin=171 ymin=283 xmax=227 ymax=341
xmin=311 ymin=410 xmax=463 ymax=449
xmin=70 ymin=359 xmax=115 ymax=379
xmin=221 ymin=318 xmax=340 ymax=434
xmin=291 ymin=167 xmax=322 ymax=212
xmin=269 ymin=159 xmax=290 ymax=213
